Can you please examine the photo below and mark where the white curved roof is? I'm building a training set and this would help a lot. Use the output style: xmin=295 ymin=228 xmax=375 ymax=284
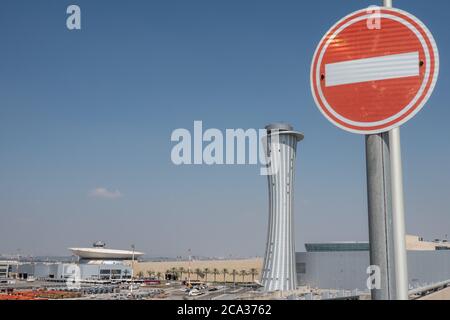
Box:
xmin=69 ymin=247 xmax=144 ymax=260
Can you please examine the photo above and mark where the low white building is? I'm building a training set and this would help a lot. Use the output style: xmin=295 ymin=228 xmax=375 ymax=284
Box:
xmin=17 ymin=241 xmax=144 ymax=282
xmin=0 ymin=261 xmax=17 ymax=279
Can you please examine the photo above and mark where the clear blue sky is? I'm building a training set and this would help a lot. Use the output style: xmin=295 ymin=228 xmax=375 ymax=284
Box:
xmin=0 ymin=0 xmax=449 ymax=257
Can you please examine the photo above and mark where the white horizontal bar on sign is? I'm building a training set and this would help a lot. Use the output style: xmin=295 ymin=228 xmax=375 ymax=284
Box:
xmin=325 ymin=52 xmax=420 ymax=87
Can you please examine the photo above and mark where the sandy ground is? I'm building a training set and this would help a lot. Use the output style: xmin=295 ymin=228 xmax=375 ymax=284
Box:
xmin=133 ymin=258 xmax=263 ymax=283
xmin=418 ymin=287 xmax=450 ymax=300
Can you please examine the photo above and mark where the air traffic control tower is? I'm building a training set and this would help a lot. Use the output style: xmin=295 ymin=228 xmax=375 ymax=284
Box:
xmin=261 ymin=123 xmax=304 ymax=292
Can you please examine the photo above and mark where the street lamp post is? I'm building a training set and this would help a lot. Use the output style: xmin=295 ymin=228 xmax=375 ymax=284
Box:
xmin=131 ymin=244 xmax=135 ymax=294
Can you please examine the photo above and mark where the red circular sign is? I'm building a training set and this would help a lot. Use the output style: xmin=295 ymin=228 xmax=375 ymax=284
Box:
xmin=311 ymin=7 xmax=439 ymax=134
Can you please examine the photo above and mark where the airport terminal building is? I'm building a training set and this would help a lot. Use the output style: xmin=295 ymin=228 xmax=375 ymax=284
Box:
xmin=0 ymin=261 xmax=17 ymax=280
xmin=296 ymin=235 xmax=450 ymax=291
xmin=17 ymin=242 xmax=143 ymax=282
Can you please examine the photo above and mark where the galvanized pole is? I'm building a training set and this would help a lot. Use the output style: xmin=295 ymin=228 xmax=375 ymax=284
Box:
xmin=384 ymin=0 xmax=409 ymax=300
xmin=365 ymin=133 xmax=396 ymax=300
xmin=389 ymin=128 xmax=409 ymax=299
xmin=131 ymin=244 xmax=135 ymax=293
xmin=365 ymin=0 xmax=411 ymax=300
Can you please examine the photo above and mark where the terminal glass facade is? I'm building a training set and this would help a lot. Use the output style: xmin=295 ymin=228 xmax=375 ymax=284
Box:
xmin=305 ymin=242 xmax=370 ymax=252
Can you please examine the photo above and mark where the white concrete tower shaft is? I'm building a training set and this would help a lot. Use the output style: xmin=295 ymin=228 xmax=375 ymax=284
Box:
xmin=261 ymin=123 xmax=304 ymax=292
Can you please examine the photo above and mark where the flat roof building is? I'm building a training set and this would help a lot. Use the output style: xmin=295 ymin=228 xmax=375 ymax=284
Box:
xmin=0 ymin=261 xmax=17 ymax=279
xmin=304 ymin=235 xmax=450 ymax=253
xmin=17 ymin=242 xmax=144 ymax=283
xmin=297 ymin=235 xmax=450 ymax=291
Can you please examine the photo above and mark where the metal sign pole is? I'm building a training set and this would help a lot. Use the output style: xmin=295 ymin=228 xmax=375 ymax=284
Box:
xmin=384 ymin=0 xmax=392 ymax=8
xmin=384 ymin=0 xmax=410 ymax=300
xmin=365 ymin=133 xmax=396 ymax=300
xmin=365 ymin=0 xmax=409 ymax=300
xmin=311 ymin=0 xmax=438 ymax=300
xmin=389 ymin=128 xmax=409 ymax=299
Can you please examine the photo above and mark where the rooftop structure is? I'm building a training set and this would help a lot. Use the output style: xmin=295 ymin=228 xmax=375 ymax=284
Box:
xmin=304 ymin=235 xmax=450 ymax=253
xmin=69 ymin=241 xmax=144 ymax=261
xmin=305 ymin=242 xmax=369 ymax=252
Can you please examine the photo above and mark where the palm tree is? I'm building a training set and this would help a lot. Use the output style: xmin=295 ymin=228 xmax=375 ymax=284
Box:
xmin=249 ymin=268 xmax=258 ymax=282
xmin=195 ymin=268 xmax=202 ymax=281
xmin=239 ymin=270 xmax=247 ymax=283
xmin=203 ymin=268 xmax=210 ymax=282
xmin=146 ymin=270 xmax=154 ymax=278
xmin=137 ymin=271 xmax=144 ymax=279
xmin=178 ymin=267 xmax=185 ymax=280
xmin=231 ymin=269 xmax=238 ymax=285
xmin=212 ymin=268 xmax=219 ymax=282
xmin=171 ymin=267 xmax=178 ymax=280
xmin=222 ymin=268 xmax=228 ymax=284
xmin=156 ymin=272 xmax=162 ymax=280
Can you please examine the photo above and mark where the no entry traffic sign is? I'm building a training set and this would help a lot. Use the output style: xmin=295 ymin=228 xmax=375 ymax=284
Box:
xmin=311 ymin=7 xmax=439 ymax=134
